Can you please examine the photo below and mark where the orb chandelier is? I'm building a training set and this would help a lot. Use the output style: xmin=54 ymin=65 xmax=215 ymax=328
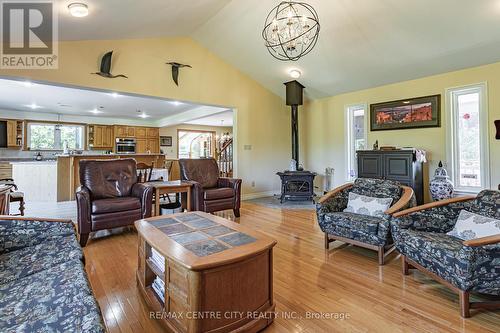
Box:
xmin=262 ymin=1 xmax=320 ymax=61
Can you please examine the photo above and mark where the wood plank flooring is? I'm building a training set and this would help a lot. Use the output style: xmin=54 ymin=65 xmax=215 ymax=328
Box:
xmin=25 ymin=201 xmax=500 ymax=332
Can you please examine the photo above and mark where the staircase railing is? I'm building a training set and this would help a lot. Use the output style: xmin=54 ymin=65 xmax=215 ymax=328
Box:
xmin=217 ymin=138 xmax=233 ymax=178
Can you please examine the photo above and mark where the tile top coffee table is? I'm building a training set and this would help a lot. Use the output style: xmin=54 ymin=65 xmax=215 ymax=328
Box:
xmin=135 ymin=211 xmax=277 ymax=333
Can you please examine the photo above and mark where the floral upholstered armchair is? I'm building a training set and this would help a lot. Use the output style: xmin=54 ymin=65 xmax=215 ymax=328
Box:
xmin=391 ymin=190 xmax=500 ymax=317
xmin=316 ymin=178 xmax=414 ymax=265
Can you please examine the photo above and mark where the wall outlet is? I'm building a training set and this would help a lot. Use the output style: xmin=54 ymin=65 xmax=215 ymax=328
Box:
xmin=251 ymin=181 xmax=255 ymax=187
xmin=244 ymin=145 xmax=252 ymax=150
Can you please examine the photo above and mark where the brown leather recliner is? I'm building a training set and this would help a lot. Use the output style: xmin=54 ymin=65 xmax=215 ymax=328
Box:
xmin=179 ymin=158 xmax=242 ymax=217
xmin=76 ymin=159 xmax=153 ymax=247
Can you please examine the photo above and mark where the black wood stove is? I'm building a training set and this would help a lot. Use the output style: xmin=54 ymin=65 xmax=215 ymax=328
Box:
xmin=277 ymin=171 xmax=316 ymax=203
xmin=277 ymin=81 xmax=316 ymax=203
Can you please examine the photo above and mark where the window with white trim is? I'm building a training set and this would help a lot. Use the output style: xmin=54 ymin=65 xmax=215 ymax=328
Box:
xmin=27 ymin=122 xmax=84 ymax=151
xmin=346 ymin=104 xmax=367 ymax=180
xmin=447 ymin=83 xmax=489 ymax=192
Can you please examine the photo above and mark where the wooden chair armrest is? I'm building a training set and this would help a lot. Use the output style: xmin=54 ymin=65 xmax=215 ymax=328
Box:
xmin=0 ymin=215 xmax=73 ymax=224
xmin=385 ymin=186 xmax=414 ymax=215
xmin=463 ymin=234 xmax=500 ymax=247
xmin=318 ymin=183 xmax=353 ymax=204
xmin=392 ymin=196 xmax=476 ymax=218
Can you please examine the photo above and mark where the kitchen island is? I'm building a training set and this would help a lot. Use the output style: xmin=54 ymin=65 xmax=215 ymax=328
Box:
xmin=57 ymin=154 xmax=166 ymax=201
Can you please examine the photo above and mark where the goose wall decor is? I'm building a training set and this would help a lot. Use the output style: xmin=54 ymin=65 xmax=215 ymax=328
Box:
xmin=92 ymin=51 xmax=128 ymax=78
xmin=166 ymin=62 xmax=191 ymax=86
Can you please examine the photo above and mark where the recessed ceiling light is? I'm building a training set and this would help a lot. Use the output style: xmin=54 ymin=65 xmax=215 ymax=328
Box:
xmin=139 ymin=113 xmax=150 ymax=119
xmin=289 ymin=69 xmax=302 ymax=79
xmin=109 ymin=92 xmax=120 ymax=98
xmin=22 ymin=81 xmax=34 ymax=87
xmin=403 ymin=101 xmax=411 ymax=104
xmin=24 ymin=103 xmax=42 ymax=109
xmin=89 ymin=108 xmax=103 ymax=114
xmin=68 ymin=3 xmax=89 ymax=17
xmin=169 ymin=101 xmax=183 ymax=106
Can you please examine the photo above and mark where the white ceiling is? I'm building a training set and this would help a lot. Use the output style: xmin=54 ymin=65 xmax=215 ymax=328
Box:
xmin=185 ymin=110 xmax=233 ymax=127
xmin=38 ymin=1 xmax=500 ymax=98
xmin=0 ymin=78 xmax=228 ymax=123
xmin=57 ymin=0 xmax=232 ymax=40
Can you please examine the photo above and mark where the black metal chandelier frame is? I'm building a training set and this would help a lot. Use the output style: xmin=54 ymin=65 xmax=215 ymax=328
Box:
xmin=262 ymin=1 xmax=320 ymax=61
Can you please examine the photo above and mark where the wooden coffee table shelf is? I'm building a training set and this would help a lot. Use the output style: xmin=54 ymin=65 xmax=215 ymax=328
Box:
xmin=135 ymin=212 xmax=277 ymax=333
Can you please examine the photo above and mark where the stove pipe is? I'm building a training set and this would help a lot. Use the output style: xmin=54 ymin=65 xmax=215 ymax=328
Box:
xmin=284 ymin=80 xmax=305 ymax=170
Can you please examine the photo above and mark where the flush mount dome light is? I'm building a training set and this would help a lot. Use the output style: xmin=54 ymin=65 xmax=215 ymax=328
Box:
xmin=68 ymin=3 xmax=89 ymax=17
xmin=289 ymin=69 xmax=301 ymax=79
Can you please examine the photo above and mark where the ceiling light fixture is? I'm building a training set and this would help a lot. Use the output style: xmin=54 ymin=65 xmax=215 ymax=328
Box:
xmin=109 ymin=92 xmax=120 ymax=98
xmin=170 ymin=101 xmax=182 ymax=106
xmin=289 ymin=69 xmax=301 ymax=79
xmin=89 ymin=108 xmax=102 ymax=114
xmin=68 ymin=3 xmax=89 ymax=17
xmin=23 ymin=81 xmax=34 ymax=87
xmin=262 ymin=1 xmax=320 ymax=61
xmin=139 ymin=113 xmax=150 ymax=119
xmin=25 ymin=103 xmax=42 ymax=109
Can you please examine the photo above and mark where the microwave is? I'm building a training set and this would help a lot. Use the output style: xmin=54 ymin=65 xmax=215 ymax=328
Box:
xmin=115 ymin=138 xmax=136 ymax=154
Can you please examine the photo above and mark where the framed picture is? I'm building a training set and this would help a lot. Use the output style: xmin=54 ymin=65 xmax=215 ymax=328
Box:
xmin=370 ymin=94 xmax=441 ymax=131
xmin=160 ymin=136 xmax=172 ymax=146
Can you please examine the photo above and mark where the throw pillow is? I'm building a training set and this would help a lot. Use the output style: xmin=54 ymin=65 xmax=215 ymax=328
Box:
xmin=447 ymin=210 xmax=500 ymax=241
xmin=343 ymin=192 xmax=393 ymax=217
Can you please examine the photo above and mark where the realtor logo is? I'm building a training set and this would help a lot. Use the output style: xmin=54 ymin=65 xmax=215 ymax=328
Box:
xmin=1 ymin=0 xmax=58 ymax=69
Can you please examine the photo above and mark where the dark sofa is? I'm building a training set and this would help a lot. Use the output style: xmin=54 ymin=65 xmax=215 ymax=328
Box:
xmin=0 ymin=216 xmax=105 ymax=332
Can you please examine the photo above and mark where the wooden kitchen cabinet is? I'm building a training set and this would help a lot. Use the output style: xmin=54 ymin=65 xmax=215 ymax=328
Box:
xmin=88 ymin=125 xmax=114 ymax=149
xmin=147 ymin=127 xmax=159 ymax=138
xmin=136 ymin=139 xmax=147 ymax=153
xmin=135 ymin=127 xmax=147 ymax=139
xmin=127 ymin=127 xmax=135 ymax=137
xmin=6 ymin=120 xmax=17 ymax=147
xmin=115 ymin=125 xmax=127 ymax=137
xmin=147 ymin=138 xmax=159 ymax=153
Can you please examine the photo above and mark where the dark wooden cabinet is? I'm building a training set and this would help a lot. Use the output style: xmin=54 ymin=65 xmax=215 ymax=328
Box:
xmin=357 ymin=150 xmax=424 ymax=204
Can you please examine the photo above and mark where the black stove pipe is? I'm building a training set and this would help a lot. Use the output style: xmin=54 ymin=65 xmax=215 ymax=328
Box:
xmin=284 ymin=80 xmax=305 ymax=170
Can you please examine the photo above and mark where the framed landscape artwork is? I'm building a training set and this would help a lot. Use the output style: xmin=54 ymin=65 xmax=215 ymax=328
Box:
xmin=370 ymin=94 xmax=441 ymax=131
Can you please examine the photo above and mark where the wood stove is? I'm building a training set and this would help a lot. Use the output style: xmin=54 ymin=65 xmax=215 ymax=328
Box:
xmin=277 ymin=80 xmax=317 ymax=203
xmin=277 ymin=171 xmax=316 ymax=203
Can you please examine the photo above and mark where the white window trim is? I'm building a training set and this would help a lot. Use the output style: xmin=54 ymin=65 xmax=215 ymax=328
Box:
xmin=445 ymin=82 xmax=490 ymax=193
xmin=345 ymin=103 xmax=368 ymax=181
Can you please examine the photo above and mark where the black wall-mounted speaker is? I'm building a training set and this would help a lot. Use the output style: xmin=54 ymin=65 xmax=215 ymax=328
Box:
xmin=284 ymin=80 xmax=305 ymax=106
xmin=495 ymin=120 xmax=500 ymax=140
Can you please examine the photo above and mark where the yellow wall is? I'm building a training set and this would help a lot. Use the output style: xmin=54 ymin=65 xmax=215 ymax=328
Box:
xmin=304 ymin=62 xmax=500 ymax=202
xmin=0 ymin=37 xmax=290 ymax=197
xmin=159 ymin=124 xmax=232 ymax=159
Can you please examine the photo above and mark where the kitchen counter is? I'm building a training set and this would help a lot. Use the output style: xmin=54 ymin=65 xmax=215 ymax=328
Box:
xmin=57 ymin=154 xmax=166 ymax=201
xmin=56 ymin=153 xmax=165 ymax=158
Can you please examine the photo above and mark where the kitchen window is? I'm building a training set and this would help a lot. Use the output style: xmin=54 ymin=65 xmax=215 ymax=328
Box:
xmin=27 ymin=122 xmax=85 ymax=150
xmin=447 ymin=83 xmax=490 ymax=192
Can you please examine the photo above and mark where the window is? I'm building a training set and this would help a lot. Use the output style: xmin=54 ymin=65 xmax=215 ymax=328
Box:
xmin=177 ymin=130 xmax=215 ymax=159
xmin=27 ymin=122 xmax=84 ymax=150
xmin=447 ymin=83 xmax=489 ymax=192
xmin=345 ymin=104 xmax=367 ymax=180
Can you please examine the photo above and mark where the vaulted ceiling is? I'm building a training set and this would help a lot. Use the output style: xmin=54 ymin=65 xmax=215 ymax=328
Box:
xmin=59 ymin=0 xmax=500 ymax=99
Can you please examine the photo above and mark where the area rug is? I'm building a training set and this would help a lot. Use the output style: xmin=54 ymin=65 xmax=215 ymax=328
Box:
xmin=246 ymin=196 xmax=316 ymax=210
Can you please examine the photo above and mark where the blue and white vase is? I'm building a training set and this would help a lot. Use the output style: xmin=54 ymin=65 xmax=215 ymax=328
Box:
xmin=429 ymin=161 xmax=454 ymax=201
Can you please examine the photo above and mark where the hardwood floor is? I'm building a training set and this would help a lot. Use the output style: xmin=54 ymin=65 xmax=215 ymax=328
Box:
xmin=26 ymin=201 xmax=500 ymax=332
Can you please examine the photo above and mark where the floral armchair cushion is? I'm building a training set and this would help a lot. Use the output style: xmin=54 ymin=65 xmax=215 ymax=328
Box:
xmin=447 ymin=210 xmax=500 ymax=241
xmin=351 ymin=178 xmax=402 ymax=205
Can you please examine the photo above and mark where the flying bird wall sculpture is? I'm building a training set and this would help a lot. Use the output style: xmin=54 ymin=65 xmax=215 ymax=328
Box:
xmin=166 ymin=62 xmax=192 ymax=86
xmin=92 ymin=51 xmax=128 ymax=78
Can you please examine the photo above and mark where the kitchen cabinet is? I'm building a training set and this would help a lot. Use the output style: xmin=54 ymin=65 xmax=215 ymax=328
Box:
xmin=5 ymin=120 xmax=22 ymax=148
xmin=147 ymin=127 xmax=159 ymax=138
xmin=136 ymin=139 xmax=147 ymax=153
xmin=115 ymin=125 xmax=127 ymax=137
xmin=136 ymin=127 xmax=147 ymax=139
xmin=127 ymin=127 xmax=135 ymax=137
xmin=147 ymin=138 xmax=160 ymax=153
xmin=88 ymin=125 xmax=114 ymax=149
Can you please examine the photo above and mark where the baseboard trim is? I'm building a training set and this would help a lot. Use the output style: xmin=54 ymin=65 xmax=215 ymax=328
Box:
xmin=242 ymin=191 xmax=276 ymax=201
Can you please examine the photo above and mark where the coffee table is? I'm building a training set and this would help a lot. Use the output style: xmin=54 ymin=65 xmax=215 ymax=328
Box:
xmin=135 ymin=212 xmax=277 ymax=333
xmin=144 ymin=180 xmax=193 ymax=215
